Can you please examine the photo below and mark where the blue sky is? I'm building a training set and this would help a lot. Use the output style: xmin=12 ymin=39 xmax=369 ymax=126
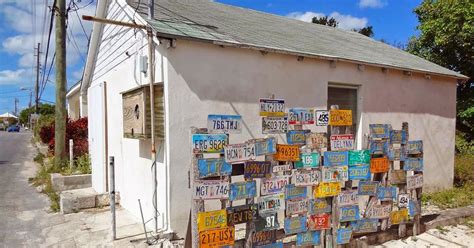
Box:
xmin=0 ymin=0 xmax=421 ymax=114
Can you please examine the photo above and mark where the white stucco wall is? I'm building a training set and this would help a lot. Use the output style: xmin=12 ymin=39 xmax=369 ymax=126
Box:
xmin=87 ymin=0 xmax=168 ymax=232
xmin=164 ymin=40 xmax=456 ymax=237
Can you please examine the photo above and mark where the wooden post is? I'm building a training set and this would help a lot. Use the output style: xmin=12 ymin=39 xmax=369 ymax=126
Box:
xmin=398 ymin=122 xmax=409 ymax=237
xmin=54 ymin=0 xmax=67 ymax=161
xmin=190 ymin=128 xmax=205 ymax=248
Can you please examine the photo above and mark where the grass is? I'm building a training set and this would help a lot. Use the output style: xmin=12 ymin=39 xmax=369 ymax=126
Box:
xmin=460 ymin=216 xmax=474 ymax=229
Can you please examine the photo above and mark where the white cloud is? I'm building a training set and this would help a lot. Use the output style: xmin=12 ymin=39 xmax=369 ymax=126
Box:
xmin=329 ymin=12 xmax=368 ymax=30
xmin=359 ymin=0 xmax=387 ymax=8
xmin=286 ymin=11 xmax=368 ymax=31
xmin=0 ymin=69 xmax=33 ymax=85
xmin=0 ymin=0 xmax=95 ymax=69
xmin=286 ymin=11 xmax=325 ymax=23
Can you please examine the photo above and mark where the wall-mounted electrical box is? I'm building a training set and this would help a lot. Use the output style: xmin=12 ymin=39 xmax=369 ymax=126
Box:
xmin=122 ymin=84 xmax=164 ymax=139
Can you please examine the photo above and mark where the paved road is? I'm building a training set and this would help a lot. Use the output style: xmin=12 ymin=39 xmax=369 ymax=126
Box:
xmin=0 ymin=131 xmax=54 ymax=246
xmin=0 ymin=131 xmax=157 ymax=247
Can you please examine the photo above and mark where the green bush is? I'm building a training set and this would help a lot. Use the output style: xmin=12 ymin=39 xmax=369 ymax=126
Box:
xmin=455 ymin=132 xmax=474 ymax=154
xmin=75 ymin=154 xmax=91 ymax=174
xmin=34 ymin=114 xmax=54 ymax=142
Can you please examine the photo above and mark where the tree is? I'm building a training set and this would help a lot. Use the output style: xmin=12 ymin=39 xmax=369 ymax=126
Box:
xmin=312 ymin=15 xmax=374 ymax=37
xmin=18 ymin=103 xmax=55 ymax=124
xmin=407 ymin=0 xmax=473 ymax=139
xmin=312 ymin=16 xmax=338 ymax=27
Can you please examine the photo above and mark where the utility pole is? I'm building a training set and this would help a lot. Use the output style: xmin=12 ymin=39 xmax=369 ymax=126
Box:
xmin=55 ymin=0 xmax=67 ymax=160
xmin=29 ymin=91 xmax=32 ymax=108
xmin=35 ymin=43 xmax=41 ymax=113
xmin=14 ymin=98 xmax=18 ymax=116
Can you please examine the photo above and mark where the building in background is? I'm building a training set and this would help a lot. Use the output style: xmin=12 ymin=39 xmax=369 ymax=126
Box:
xmin=81 ymin=0 xmax=467 ymax=241
xmin=66 ymin=80 xmax=82 ymax=120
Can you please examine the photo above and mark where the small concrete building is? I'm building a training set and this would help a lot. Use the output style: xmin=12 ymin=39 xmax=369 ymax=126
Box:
xmin=81 ymin=0 xmax=467 ymax=240
xmin=66 ymin=81 xmax=82 ymax=120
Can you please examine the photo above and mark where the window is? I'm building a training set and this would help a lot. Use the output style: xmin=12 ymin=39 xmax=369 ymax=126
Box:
xmin=327 ymin=85 xmax=359 ymax=141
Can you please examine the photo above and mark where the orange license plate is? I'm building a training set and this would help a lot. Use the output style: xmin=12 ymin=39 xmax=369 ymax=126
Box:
xmin=274 ymin=144 xmax=300 ymax=161
xmin=199 ymin=227 xmax=234 ymax=248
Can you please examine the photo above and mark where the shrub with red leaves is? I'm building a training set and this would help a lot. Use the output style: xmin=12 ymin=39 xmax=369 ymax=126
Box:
xmin=39 ymin=117 xmax=89 ymax=158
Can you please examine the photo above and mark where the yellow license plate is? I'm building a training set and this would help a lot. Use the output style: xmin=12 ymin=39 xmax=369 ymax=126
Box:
xmin=274 ymin=144 xmax=300 ymax=161
xmin=197 ymin=209 xmax=227 ymax=232
xmin=329 ymin=110 xmax=352 ymax=126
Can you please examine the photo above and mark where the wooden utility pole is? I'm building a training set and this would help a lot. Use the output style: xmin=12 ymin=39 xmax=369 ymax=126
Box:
xmin=35 ymin=43 xmax=40 ymax=113
xmin=55 ymin=0 xmax=67 ymax=160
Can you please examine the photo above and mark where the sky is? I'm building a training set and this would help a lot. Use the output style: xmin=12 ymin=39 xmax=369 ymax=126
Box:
xmin=0 ymin=0 xmax=421 ymax=114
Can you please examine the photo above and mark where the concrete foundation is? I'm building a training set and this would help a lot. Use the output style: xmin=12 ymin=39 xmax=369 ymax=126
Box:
xmin=51 ymin=173 xmax=92 ymax=192
xmin=60 ymin=187 xmax=120 ymax=214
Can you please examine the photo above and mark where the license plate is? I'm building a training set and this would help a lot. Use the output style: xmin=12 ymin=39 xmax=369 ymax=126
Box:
xmin=339 ymin=205 xmax=360 ymax=222
xmin=316 ymin=110 xmax=329 ymax=126
xmin=398 ymin=194 xmax=410 ymax=208
xmin=389 ymin=170 xmax=407 ymax=184
xmin=323 ymin=151 xmax=349 ymax=166
xmin=407 ymin=140 xmax=423 ymax=154
xmin=390 ymin=130 xmax=407 ymax=144
xmin=194 ymin=180 xmax=229 ymax=200
xmin=336 ymin=228 xmax=352 ymax=245
xmin=306 ymin=133 xmax=328 ymax=149
xmin=338 ymin=190 xmax=359 ymax=206
xmin=376 ymin=186 xmax=397 ymax=200
xmin=286 ymin=198 xmax=309 ymax=215
xmin=322 ymin=166 xmax=349 ymax=183
xmin=349 ymin=165 xmax=371 ymax=180
xmin=255 ymin=212 xmax=279 ymax=231
xmin=262 ymin=117 xmax=288 ymax=134
xmin=244 ymin=161 xmax=272 ymax=179
xmin=407 ymin=174 xmax=423 ymax=189
xmin=349 ymin=150 xmax=370 ymax=165
xmin=199 ymin=227 xmax=234 ymax=248
xmin=197 ymin=158 xmax=232 ymax=178
xmin=295 ymin=152 xmax=320 ymax=169
xmin=255 ymin=241 xmax=283 ymax=248
xmin=225 ymin=142 xmax=256 ymax=163
xmin=227 ymin=204 xmax=257 ymax=226
xmin=314 ymin=182 xmax=341 ymax=198
xmin=308 ymin=213 xmax=331 ymax=230
xmin=260 ymin=99 xmax=285 ymax=117
xmin=272 ymin=163 xmax=293 ymax=173
xmin=388 ymin=147 xmax=403 ymax=161
xmin=365 ymin=204 xmax=391 ymax=219
xmin=198 ymin=209 xmax=227 ymax=232
xmin=285 ymin=184 xmax=307 ymax=200
xmin=261 ymin=176 xmax=289 ymax=195
xmin=257 ymin=193 xmax=285 ymax=214
xmin=390 ymin=209 xmax=409 ymax=225
xmin=288 ymin=108 xmax=315 ymax=125
xmin=254 ymin=137 xmax=277 ymax=156
xmin=252 ymin=230 xmax=277 ymax=246
xmin=287 ymin=130 xmax=309 ymax=145
xmin=274 ymin=144 xmax=300 ymax=161
xmin=330 ymin=134 xmax=354 ymax=151
xmin=329 ymin=110 xmax=352 ymax=126
xmin=292 ymin=169 xmax=320 ymax=186
xmin=357 ymin=181 xmax=379 ymax=196
xmin=369 ymin=140 xmax=388 ymax=155
xmin=404 ymin=157 xmax=423 ymax=171
xmin=207 ymin=115 xmax=242 ymax=134
xmin=409 ymin=200 xmax=421 ymax=217
xmin=284 ymin=216 xmax=307 ymax=234
xmin=229 ymin=181 xmax=256 ymax=201
xmin=352 ymin=219 xmax=378 ymax=234
xmin=308 ymin=198 xmax=331 ymax=214
xmin=297 ymin=231 xmax=321 ymax=246
xmin=369 ymin=124 xmax=391 ymax=139
xmin=192 ymin=134 xmax=228 ymax=153
xmin=370 ymin=157 xmax=389 ymax=173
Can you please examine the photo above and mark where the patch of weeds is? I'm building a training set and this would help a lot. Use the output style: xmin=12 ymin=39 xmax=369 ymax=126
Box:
xmin=31 ymin=154 xmax=65 ymax=212
xmin=33 ymin=152 xmax=44 ymax=165
xmin=422 ymin=184 xmax=474 ymax=209
xmin=436 ymin=226 xmax=448 ymax=235
xmin=460 ymin=216 xmax=474 ymax=229
xmin=454 ymin=153 xmax=474 ymax=187
xmin=43 ymin=179 xmax=60 ymax=212
xmin=75 ymin=154 xmax=91 ymax=174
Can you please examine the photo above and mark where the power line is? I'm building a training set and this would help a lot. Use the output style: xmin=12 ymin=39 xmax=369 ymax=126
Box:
xmin=40 ymin=0 xmax=56 ymax=94
xmin=70 ymin=0 xmax=92 ymax=41
xmin=40 ymin=52 xmax=56 ymax=99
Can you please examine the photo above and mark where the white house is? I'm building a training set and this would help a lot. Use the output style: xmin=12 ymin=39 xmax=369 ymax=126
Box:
xmin=66 ymin=80 xmax=82 ymax=120
xmin=81 ymin=0 xmax=467 ymax=241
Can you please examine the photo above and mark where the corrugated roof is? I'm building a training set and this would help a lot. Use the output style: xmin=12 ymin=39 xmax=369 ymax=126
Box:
xmin=127 ymin=0 xmax=467 ymax=79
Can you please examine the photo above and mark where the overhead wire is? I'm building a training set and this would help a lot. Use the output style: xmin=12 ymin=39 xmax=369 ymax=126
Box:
xmin=40 ymin=0 xmax=57 ymax=98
